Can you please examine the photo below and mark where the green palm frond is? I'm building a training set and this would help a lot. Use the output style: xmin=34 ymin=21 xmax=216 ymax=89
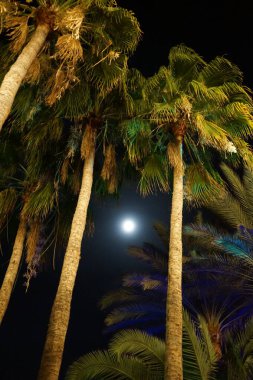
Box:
xmin=198 ymin=57 xmax=243 ymax=87
xmin=188 ymin=81 xmax=228 ymax=105
xmin=210 ymin=194 xmax=250 ymax=229
xmin=128 ymin=245 xmax=167 ymax=273
xmin=204 ymin=164 xmax=253 ymax=228
xmin=0 ymin=188 xmax=17 ymax=224
xmin=55 ymin=76 xmax=92 ymax=119
xmin=22 ymin=181 xmax=57 ymax=220
xmin=184 ymin=163 xmax=222 ymax=207
xmin=65 ymin=349 xmax=157 ymax=380
xmin=183 ymin=310 xmax=217 ymax=380
xmin=96 ymin=5 xmax=141 ymax=53
xmin=194 ymin=113 xmax=230 ymax=150
xmin=122 ymin=118 xmax=152 ymax=164
xmin=25 ymin=116 xmax=64 ymax=151
xmin=99 ymin=288 xmax=141 ymax=311
xmin=109 ymin=329 xmax=164 ymax=371
xmin=139 ymin=154 xmax=169 ymax=196
xmin=104 ymin=303 xmax=148 ymax=326
xmin=225 ymin=318 xmax=253 ymax=379
xmin=168 ymin=45 xmax=205 ymax=85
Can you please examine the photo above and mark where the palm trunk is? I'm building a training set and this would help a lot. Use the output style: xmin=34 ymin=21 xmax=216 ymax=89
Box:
xmin=0 ymin=218 xmax=26 ymax=324
xmin=0 ymin=23 xmax=50 ymax=131
xmin=37 ymin=142 xmax=96 ymax=380
xmin=165 ymin=142 xmax=184 ymax=380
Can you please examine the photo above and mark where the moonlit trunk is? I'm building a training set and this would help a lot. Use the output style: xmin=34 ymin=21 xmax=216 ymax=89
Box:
xmin=0 ymin=24 xmax=49 ymax=131
xmin=165 ymin=142 xmax=184 ymax=380
xmin=37 ymin=143 xmax=96 ymax=380
xmin=0 ymin=219 xmax=26 ymax=324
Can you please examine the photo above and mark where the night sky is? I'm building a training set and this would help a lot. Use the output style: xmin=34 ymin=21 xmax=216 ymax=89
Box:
xmin=0 ymin=1 xmax=253 ymax=379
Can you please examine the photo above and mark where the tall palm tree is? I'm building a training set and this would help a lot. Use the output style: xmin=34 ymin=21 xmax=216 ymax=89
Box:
xmin=37 ymin=47 xmax=141 ymax=380
xmin=124 ymin=45 xmax=253 ymax=379
xmin=0 ymin=0 xmax=141 ymax=130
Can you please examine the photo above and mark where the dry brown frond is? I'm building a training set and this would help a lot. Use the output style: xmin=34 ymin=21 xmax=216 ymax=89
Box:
xmin=0 ymin=1 xmax=8 ymax=15
xmin=57 ymin=6 xmax=85 ymax=39
xmin=55 ymin=34 xmax=83 ymax=66
xmin=81 ymin=124 xmax=96 ymax=160
xmin=84 ymin=218 xmax=95 ymax=237
xmin=5 ymin=15 xmax=29 ymax=52
xmin=24 ymin=57 xmax=41 ymax=84
xmin=101 ymin=145 xmax=118 ymax=194
xmin=107 ymin=174 xmax=118 ymax=194
xmin=46 ymin=67 xmax=78 ymax=106
xmin=71 ymin=170 xmax=81 ymax=195
xmin=26 ymin=222 xmax=40 ymax=265
xmin=92 ymin=50 xmax=121 ymax=67
xmin=101 ymin=145 xmax=116 ymax=181
xmin=167 ymin=142 xmax=182 ymax=168
xmin=60 ymin=157 xmax=69 ymax=184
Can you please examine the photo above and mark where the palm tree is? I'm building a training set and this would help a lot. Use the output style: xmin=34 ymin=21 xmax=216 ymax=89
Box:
xmin=0 ymin=0 xmax=141 ymax=131
xmin=64 ymin=312 xmax=217 ymax=380
xmin=0 ymin=132 xmax=58 ymax=324
xmin=124 ymin=45 xmax=253 ymax=379
xmin=37 ymin=47 xmax=141 ymax=380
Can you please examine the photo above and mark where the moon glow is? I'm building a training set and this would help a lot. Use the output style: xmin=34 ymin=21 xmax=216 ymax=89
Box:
xmin=121 ymin=219 xmax=136 ymax=233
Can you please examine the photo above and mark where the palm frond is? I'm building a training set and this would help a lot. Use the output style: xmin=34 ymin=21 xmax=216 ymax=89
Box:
xmin=198 ymin=57 xmax=243 ymax=87
xmin=109 ymin=329 xmax=164 ymax=370
xmin=22 ymin=181 xmax=56 ymax=220
xmin=65 ymin=349 xmax=155 ymax=380
xmin=183 ymin=309 xmax=217 ymax=380
xmin=139 ymin=154 xmax=169 ymax=196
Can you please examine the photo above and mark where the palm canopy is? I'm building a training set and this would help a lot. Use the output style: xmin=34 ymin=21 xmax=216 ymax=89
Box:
xmin=0 ymin=0 xmax=141 ymax=129
xmin=123 ymin=45 xmax=253 ymax=200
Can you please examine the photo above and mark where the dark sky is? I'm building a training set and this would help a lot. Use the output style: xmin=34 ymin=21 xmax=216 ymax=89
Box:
xmin=1 ymin=1 xmax=253 ymax=379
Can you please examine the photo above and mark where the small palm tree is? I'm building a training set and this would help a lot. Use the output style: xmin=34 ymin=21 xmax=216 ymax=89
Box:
xmin=0 ymin=131 xmax=58 ymax=323
xmin=64 ymin=312 xmax=217 ymax=380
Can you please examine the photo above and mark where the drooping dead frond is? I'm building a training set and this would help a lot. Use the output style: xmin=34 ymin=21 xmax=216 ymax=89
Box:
xmin=167 ymin=142 xmax=182 ymax=168
xmin=5 ymin=15 xmax=29 ymax=52
xmin=71 ymin=163 xmax=82 ymax=195
xmin=26 ymin=222 xmax=41 ymax=265
xmin=84 ymin=218 xmax=95 ymax=237
xmin=57 ymin=6 xmax=85 ymax=39
xmin=107 ymin=174 xmax=118 ymax=194
xmin=24 ymin=57 xmax=41 ymax=84
xmin=0 ymin=1 xmax=8 ymax=15
xmin=92 ymin=50 xmax=121 ymax=67
xmin=54 ymin=34 xmax=83 ymax=66
xmin=24 ymin=224 xmax=45 ymax=292
xmin=101 ymin=145 xmax=116 ymax=181
xmin=60 ymin=157 xmax=70 ymax=185
xmin=101 ymin=145 xmax=118 ymax=194
xmin=46 ymin=67 xmax=78 ymax=106
xmin=80 ymin=124 xmax=96 ymax=160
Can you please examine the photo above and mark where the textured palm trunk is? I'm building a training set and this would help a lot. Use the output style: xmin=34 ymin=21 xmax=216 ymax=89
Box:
xmin=0 ymin=218 xmax=26 ymax=324
xmin=0 ymin=23 xmax=50 ymax=131
xmin=37 ymin=143 xmax=96 ymax=380
xmin=165 ymin=142 xmax=184 ymax=380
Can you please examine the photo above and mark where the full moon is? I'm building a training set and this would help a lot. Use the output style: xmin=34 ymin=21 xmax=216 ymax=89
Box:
xmin=121 ymin=219 xmax=136 ymax=233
